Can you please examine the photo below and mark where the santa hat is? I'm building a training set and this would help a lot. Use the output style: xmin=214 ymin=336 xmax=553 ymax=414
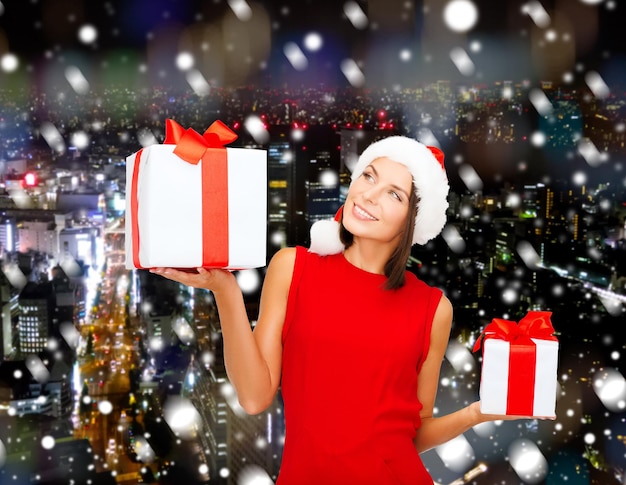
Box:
xmin=309 ymin=136 xmax=449 ymax=256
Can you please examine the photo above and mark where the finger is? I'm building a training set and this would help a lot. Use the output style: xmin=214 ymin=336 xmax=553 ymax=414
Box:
xmin=151 ymin=267 xmax=185 ymax=280
xmin=149 ymin=267 xmax=162 ymax=274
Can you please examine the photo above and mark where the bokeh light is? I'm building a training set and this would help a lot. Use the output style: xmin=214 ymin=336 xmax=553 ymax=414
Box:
xmin=77 ymin=24 xmax=98 ymax=44
xmin=163 ymin=396 xmax=203 ymax=439
xmin=40 ymin=436 xmax=55 ymax=450
xmin=340 ymin=58 xmax=365 ymax=87
xmin=443 ymin=0 xmax=479 ymax=33
xmin=0 ymin=53 xmax=18 ymax=72
xmin=70 ymin=130 xmax=90 ymax=149
xmin=236 ymin=269 xmax=261 ymax=294
xmin=435 ymin=434 xmax=475 ymax=473
xmin=176 ymin=51 xmax=195 ymax=71
xmin=238 ymin=464 xmax=274 ymax=485
xmin=442 ymin=225 xmax=467 ymax=254
xmin=98 ymin=400 xmax=114 ymax=415
xmin=303 ymin=32 xmax=323 ymax=51
xmin=319 ymin=169 xmax=338 ymax=187
xmin=508 ymin=439 xmax=548 ymax=483
xmin=343 ymin=1 xmax=368 ymax=30
xmin=283 ymin=42 xmax=308 ymax=71
xmin=592 ymin=368 xmax=626 ymax=412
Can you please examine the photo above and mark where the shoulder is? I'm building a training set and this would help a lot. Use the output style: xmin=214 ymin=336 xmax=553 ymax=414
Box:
xmin=431 ymin=294 xmax=453 ymax=341
xmin=434 ymin=294 xmax=453 ymax=322
xmin=269 ymin=246 xmax=297 ymax=267
xmin=269 ymin=245 xmax=329 ymax=270
xmin=261 ymin=248 xmax=298 ymax=304
xmin=266 ymin=247 xmax=297 ymax=281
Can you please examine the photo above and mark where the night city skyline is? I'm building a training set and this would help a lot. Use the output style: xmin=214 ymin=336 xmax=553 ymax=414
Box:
xmin=0 ymin=1 xmax=625 ymax=485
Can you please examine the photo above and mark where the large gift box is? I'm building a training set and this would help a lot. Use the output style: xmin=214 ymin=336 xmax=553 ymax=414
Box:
xmin=473 ymin=311 xmax=559 ymax=417
xmin=125 ymin=119 xmax=267 ymax=269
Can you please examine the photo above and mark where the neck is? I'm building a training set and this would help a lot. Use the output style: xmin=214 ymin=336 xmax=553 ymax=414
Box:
xmin=343 ymin=241 xmax=393 ymax=275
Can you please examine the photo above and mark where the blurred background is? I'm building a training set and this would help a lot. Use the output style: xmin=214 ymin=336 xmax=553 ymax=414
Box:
xmin=0 ymin=1 xmax=625 ymax=484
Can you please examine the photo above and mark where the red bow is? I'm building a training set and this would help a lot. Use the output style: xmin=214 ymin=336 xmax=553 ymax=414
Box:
xmin=473 ymin=311 xmax=555 ymax=353
xmin=164 ymin=118 xmax=238 ymax=164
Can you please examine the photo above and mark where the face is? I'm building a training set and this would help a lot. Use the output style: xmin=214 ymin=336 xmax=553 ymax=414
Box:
xmin=343 ymin=157 xmax=413 ymax=247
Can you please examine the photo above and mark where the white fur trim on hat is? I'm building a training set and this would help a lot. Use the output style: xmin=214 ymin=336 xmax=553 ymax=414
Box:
xmin=309 ymin=136 xmax=449 ymax=255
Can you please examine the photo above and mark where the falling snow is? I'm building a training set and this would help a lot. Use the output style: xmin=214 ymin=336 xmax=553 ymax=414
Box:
xmin=0 ymin=0 xmax=625 ymax=484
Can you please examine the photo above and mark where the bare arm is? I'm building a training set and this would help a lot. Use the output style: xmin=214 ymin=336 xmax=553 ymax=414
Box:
xmin=150 ymin=247 xmax=295 ymax=414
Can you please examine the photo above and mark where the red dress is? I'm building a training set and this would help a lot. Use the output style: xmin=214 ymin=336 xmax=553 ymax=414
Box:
xmin=278 ymin=246 xmax=443 ymax=485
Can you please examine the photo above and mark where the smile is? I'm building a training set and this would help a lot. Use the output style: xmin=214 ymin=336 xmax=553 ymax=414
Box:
xmin=353 ymin=204 xmax=378 ymax=221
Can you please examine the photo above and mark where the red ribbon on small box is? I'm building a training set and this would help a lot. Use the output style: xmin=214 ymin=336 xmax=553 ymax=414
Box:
xmin=473 ymin=311 xmax=556 ymax=415
xmin=130 ymin=119 xmax=238 ymax=268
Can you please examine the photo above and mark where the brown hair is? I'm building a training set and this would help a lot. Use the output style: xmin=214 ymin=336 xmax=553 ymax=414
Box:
xmin=339 ymin=185 xmax=419 ymax=290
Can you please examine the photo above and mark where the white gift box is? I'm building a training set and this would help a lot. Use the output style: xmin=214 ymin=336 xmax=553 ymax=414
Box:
xmin=479 ymin=337 xmax=559 ymax=417
xmin=125 ymin=132 xmax=267 ymax=270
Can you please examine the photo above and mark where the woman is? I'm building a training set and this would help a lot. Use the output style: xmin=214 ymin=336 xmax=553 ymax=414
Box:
xmin=151 ymin=136 xmax=530 ymax=484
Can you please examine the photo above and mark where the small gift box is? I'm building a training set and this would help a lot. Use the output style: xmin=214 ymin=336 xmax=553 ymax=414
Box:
xmin=473 ymin=311 xmax=559 ymax=417
xmin=125 ymin=119 xmax=267 ymax=269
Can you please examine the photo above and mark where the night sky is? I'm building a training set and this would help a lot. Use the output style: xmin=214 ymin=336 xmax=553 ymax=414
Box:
xmin=1 ymin=0 xmax=626 ymax=91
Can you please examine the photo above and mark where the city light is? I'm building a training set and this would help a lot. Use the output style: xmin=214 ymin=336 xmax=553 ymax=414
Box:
xmin=0 ymin=1 xmax=624 ymax=483
xmin=23 ymin=172 xmax=37 ymax=186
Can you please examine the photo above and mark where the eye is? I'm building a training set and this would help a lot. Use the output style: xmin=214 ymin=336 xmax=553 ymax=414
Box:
xmin=363 ymin=171 xmax=374 ymax=182
xmin=389 ymin=191 xmax=402 ymax=201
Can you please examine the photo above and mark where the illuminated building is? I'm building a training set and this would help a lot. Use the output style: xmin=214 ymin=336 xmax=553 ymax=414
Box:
xmin=267 ymin=135 xmax=292 ymax=252
xmin=18 ymin=219 xmax=58 ymax=257
xmin=305 ymin=144 xmax=341 ymax=225
xmin=0 ymin=270 xmax=19 ymax=359
xmin=17 ymin=281 xmax=55 ymax=355
xmin=0 ymin=217 xmax=18 ymax=255
xmin=59 ymin=226 xmax=100 ymax=270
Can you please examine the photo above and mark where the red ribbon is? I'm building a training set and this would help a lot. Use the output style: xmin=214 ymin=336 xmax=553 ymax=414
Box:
xmin=130 ymin=148 xmax=144 ymax=268
xmin=131 ymin=119 xmax=238 ymax=268
xmin=473 ymin=311 xmax=556 ymax=415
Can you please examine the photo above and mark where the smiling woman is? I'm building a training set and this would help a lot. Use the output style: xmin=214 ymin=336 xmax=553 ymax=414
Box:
xmin=150 ymin=134 xmax=549 ymax=484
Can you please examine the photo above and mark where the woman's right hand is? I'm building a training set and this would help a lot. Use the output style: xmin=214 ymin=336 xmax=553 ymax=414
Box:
xmin=149 ymin=267 xmax=238 ymax=295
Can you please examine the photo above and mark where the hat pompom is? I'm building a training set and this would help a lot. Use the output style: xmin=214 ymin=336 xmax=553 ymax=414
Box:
xmin=308 ymin=219 xmax=344 ymax=256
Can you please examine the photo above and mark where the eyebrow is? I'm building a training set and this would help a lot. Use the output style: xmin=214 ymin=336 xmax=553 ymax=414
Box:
xmin=368 ymin=165 xmax=411 ymax=200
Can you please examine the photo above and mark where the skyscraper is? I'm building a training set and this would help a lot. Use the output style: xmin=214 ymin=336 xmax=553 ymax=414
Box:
xmin=18 ymin=281 xmax=55 ymax=355
xmin=0 ymin=270 xmax=19 ymax=359
xmin=267 ymin=134 xmax=292 ymax=252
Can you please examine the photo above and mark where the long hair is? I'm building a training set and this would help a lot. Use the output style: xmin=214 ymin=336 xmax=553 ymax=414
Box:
xmin=339 ymin=186 xmax=419 ymax=290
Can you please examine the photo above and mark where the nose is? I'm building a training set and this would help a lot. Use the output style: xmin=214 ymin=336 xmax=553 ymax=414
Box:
xmin=362 ymin=184 xmax=381 ymax=203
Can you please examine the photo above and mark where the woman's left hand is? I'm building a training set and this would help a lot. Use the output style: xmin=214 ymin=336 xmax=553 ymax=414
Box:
xmin=150 ymin=267 xmax=238 ymax=293
xmin=472 ymin=401 xmax=556 ymax=422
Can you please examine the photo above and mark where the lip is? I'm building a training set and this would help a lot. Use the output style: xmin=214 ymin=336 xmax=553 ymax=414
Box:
xmin=352 ymin=203 xmax=378 ymax=221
